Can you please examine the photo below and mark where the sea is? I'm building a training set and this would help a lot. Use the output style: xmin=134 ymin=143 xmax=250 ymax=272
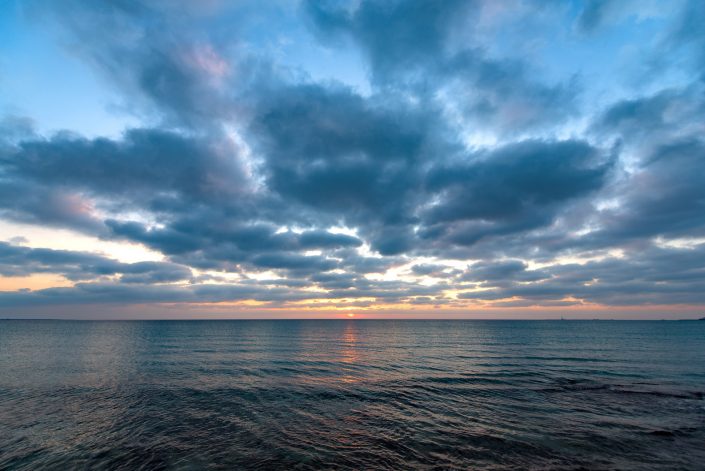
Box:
xmin=1 ymin=320 xmax=704 ymax=470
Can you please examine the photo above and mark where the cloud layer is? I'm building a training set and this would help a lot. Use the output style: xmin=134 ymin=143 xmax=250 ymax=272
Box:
xmin=1 ymin=0 xmax=704 ymax=315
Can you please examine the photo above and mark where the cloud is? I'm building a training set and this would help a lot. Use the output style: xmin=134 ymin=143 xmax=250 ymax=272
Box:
xmin=589 ymin=138 xmax=705 ymax=242
xmin=0 ymin=0 xmax=704 ymax=313
xmin=0 ymin=128 xmax=253 ymax=237
xmin=670 ymin=0 xmax=705 ymax=78
xmin=304 ymin=0 xmax=580 ymax=134
xmin=581 ymin=84 xmax=705 ymax=247
xmin=250 ymin=253 xmax=337 ymax=272
xmin=0 ymin=241 xmax=191 ymax=283
xmin=457 ymin=243 xmax=705 ymax=306
xmin=304 ymin=0 xmax=473 ymax=81
xmin=462 ymin=259 xmax=547 ymax=284
xmin=416 ymin=140 xmax=613 ymax=251
xmin=576 ymin=0 xmax=612 ymax=33
xmin=298 ymin=231 xmax=362 ymax=249
xmin=425 ymin=140 xmax=611 ymax=223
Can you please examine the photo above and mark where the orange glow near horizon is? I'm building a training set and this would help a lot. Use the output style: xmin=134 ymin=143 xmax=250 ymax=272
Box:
xmin=0 ymin=274 xmax=74 ymax=291
xmin=1 ymin=278 xmax=702 ymax=318
xmin=2 ymin=274 xmax=704 ymax=320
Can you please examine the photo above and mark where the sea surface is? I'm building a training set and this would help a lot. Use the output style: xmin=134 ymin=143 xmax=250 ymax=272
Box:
xmin=1 ymin=320 xmax=704 ymax=470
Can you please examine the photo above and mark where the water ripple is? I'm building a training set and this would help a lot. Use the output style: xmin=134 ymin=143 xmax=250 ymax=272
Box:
xmin=1 ymin=320 xmax=704 ymax=470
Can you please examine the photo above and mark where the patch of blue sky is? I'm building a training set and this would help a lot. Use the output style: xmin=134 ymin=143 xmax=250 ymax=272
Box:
xmin=0 ymin=0 xmax=136 ymax=138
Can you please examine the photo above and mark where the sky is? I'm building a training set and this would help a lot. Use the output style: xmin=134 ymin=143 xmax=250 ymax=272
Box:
xmin=1 ymin=0 xmax=704 ymax=319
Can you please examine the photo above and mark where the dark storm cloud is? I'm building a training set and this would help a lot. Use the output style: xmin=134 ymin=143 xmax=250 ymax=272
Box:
xmin=337 ymin=251 xmax=401 ymax=274
xmin=580 ymin=84 xmax=705 ymax=248
xmin=424 ymin=140 xmax=611 ymax=225
xmin=248 ymin=79 xmax=445 ymax=256
xmin=249 ymin=75 xmax=601 ymax=254
xmin=4 ymin=128 xmax=248 ymax=201
xmin=445 ymin=82 xmax=705 ymax=262
xmin=0 ymin=242 xmax=192 ymax=283
xmin=118 ymin=262 xmax=193 ymax=284
xmin=0 ymin=180 xmax=105 ymax=233
xmin=309 ymin=272 xmax=358 ymax=290
xmin=304 ymin=0 xmax=579 ymax=133
xmin=305 ymin=0 xmax=472 ymax=81
xmin=298 ymin=231 xmax=362 ymax=249
xmin=1 ymin=0 xmax=591 ymax=261
xmin=106 ymin=220 xmax=305 ymax=258
xmin=103 ymin=221 xmax=356 ymax=279
xmin=402 ymin=140 xmax=615 ymax=253
xmin=593 ymin=86 xmax=705 ymax=143
xmin=250 ymin=82 xmax=441 ymax=222
xmin=457 ymin=243 xmax=705 ymax=306
xmin=0 ymin=241 xmax=119 ymax=279
xmin=461 ymin=260 xmax=547 ymax=283
xmin=0 ymin=127 xmax=251 ymax=236
xmin=588 ymin=138 xmax=705 ymax=242
xmin=250 ymin=253 xmax=337 ymax=272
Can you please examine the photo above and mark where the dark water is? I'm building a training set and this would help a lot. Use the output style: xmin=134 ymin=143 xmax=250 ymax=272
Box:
xmin=1 ymin=320 xmax=704 ymax=470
